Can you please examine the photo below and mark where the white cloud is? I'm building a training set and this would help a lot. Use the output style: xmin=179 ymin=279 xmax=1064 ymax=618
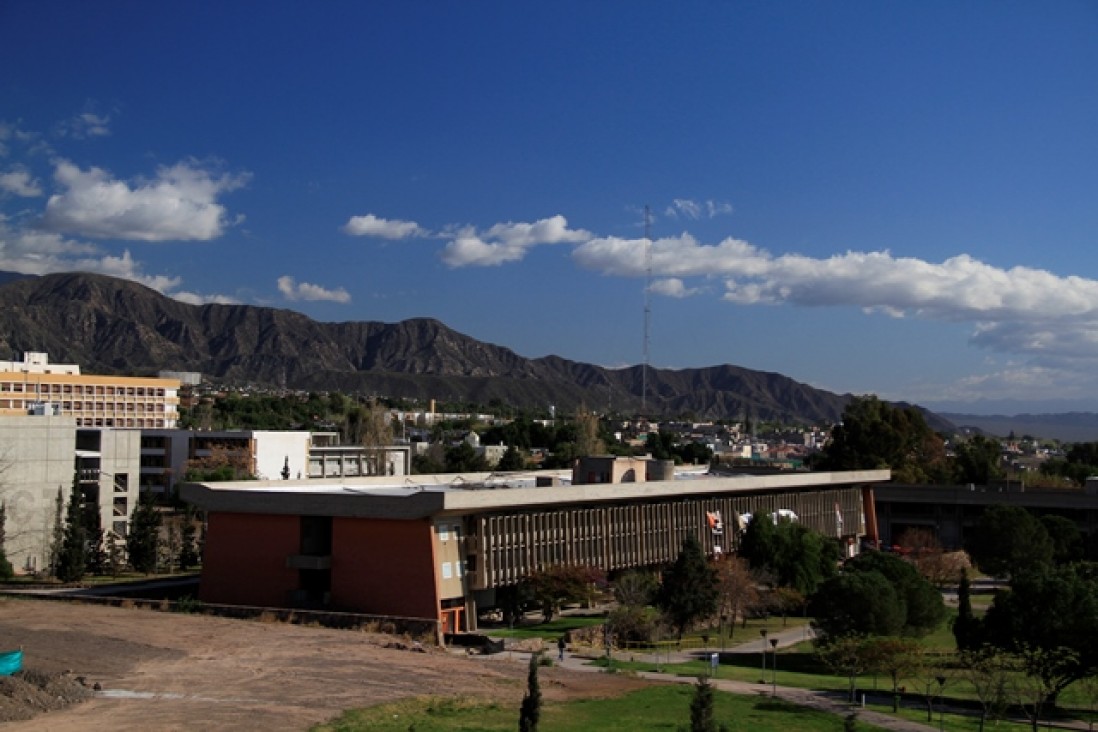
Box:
xmin=664 ymin=198 xmax=733 ymax=220
xmin=0 ymin=217 xmax=239 ymax=303
xmin=649 ymin=277 xmax=703 ymax=298
xmin=277 ymin=275 xmax=351 ymax=303
xmin=573 ymin=231 xmax=1098 ymax=369
xmin=57 ymin=111 xmax=112 ymax=139
xmin=0 ymin=166 xmax=42 ymax=197
xmin=170 ymin=290 xmax=240 ymax=305
xmin=343 ymin=214 xmax=427 ymax=239
xmin=440 ymin=215 xmax=591 ymax=267
xmin=41 ymin=159 xmax=250 ymax=241
xmin=0 ymin=121 xmax=37 ymax=158
xmin=0 ymin=214 xmax=99 ymax=274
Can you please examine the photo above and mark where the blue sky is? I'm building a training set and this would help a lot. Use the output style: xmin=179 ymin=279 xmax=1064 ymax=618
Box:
xmin=1 ymin=2 xmax=1096 ymax=415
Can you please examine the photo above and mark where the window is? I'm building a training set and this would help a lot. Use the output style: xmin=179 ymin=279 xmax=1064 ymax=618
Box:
xmin=441 ymin=562 xmax=453 ymax=579
xmin=439 ymin=526 xmax=449 ymax=541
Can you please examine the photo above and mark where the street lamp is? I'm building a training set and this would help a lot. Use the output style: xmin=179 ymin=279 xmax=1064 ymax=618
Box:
xmin=759 ymin=628 xmax=768 ymax=683
xmin=769 ymin=637 xmax=779 ymax=697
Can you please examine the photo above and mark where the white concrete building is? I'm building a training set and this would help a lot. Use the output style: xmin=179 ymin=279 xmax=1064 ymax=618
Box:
xmin=0 ymin=415 xmax=141 ymax=574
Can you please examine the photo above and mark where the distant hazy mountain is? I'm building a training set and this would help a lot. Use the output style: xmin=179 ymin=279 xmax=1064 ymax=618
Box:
xmin=0 ymin=271 xmax=902 ymax=425
xmin=941 ymin=412 xmax=1098 ymax=443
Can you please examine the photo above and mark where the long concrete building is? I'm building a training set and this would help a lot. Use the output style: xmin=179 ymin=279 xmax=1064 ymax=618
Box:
xmin=182 ymin=460 xmax=890 ymax=635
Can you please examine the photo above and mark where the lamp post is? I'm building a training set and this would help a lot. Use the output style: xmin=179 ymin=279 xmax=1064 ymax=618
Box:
xmin=769 ymin=637 xmax=779 ymax=697
xmin=759 ymin=628 xmax=768 ymax=683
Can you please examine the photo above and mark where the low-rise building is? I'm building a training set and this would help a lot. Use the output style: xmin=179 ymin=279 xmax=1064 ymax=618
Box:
xmin=182 ymin=464 xmax=889 ymax=637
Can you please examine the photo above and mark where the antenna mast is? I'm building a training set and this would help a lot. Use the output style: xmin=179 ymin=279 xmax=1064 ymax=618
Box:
xmin=642 ymin=205 xmax=651 ymax=415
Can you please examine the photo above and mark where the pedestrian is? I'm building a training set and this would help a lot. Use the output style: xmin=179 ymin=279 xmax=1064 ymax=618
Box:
xmin=557 ymin=636 xmax=566 ymax=662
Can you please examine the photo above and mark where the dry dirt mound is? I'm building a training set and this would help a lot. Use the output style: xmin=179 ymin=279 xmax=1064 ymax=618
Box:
xmin=0 ymin=669 xmax=92 ymax=722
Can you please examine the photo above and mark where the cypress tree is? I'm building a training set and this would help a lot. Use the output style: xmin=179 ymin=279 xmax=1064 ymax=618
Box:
xmin=519 ymin=652 xmax=542 ymax=732
xmin=690 ymin=675 xmax=717 ymax=732
xmin=49 ymin=486 xmax=64 ymax=576
xmin=953 ymin=569 xmax=979 ymax=651
xmin=178 ymin=506 xmax=200 ymax=570
xmin=56 ymin=477 xmax=87 ymax=582
xmin=127 ymin=495 xmax=162 ymax=574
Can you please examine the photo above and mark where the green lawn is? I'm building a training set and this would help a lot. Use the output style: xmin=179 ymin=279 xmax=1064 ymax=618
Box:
xmin=312 ymin=685 xmax=889 ymax=731
xmin=482 ymin=614 xmax=608 ymax=640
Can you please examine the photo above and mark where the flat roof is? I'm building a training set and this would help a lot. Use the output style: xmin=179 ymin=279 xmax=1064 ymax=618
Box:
xmin=180 ymin=468 xmax=890 ymax=520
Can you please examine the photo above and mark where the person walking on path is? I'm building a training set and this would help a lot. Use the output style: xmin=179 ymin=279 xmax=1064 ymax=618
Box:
xmin=557 ymin=636 xmax=566 ymax=662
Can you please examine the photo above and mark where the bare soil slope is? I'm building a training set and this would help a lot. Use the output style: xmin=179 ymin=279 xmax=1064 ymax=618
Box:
xmin=0 ymin=598 xmax=644 ymax=731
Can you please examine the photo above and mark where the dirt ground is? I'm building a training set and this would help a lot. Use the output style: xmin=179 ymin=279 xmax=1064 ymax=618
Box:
xmin=0 ymin=597 xmax=648 ymax=731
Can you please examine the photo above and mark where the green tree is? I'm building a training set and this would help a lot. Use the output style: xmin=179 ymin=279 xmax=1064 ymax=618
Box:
xmin=85 ymin=525 xmax=107 ymax=576
xmin=1041 ymin=514 xmax=1084 ymax=565
xmin=981 ymin=563 xmax=1098 ymax=701
xmin=738 ymin=513 xmax=778 ymax=574
xmin=865 ymin=637 xmax=921 ymax=712
xmin=496 ymin=445 xmax=526 ymax=471
xmin=48 ymin=486 xmax=64 ymax=576
xmin=127 ymin=495 xmax=162 ymax=574
xmin=656 ymin=535 xmax=719 ymax=639
xmin=519 ymin=652 xmax=542 ymax=732
xmin=56 ymin=477 xmax=87 ymax=583
xmin=952 ymin=435 xmax=1005 ymax=485
xmin=523 ymin=564 xmax=605 ymax=622
xmin=813 ymin=395 xmax=950 ymax=483
xmin=613 ymin=569 xmax=658 ymax=608
xmin=178 ymin=506 xmax=200 ymax=570
xmin=968 ymin=505 xmax=1053 ymax=579
xmin=772 ymin=522 xmax=832 ymax=596
xmin=810 ymin=571 xmax=904 ymax=639
xmin=843 ymin=551 xmax=945 ymax=636
xmin=816 ymin=635 xmax=875 ymax=704
xmin=690 ymin=675 xmax=718 ymax=732
xmin=959 ymin=648 xmax=1013 ymax=732
xmin=444 ymin=441 xmax=489 ymax=473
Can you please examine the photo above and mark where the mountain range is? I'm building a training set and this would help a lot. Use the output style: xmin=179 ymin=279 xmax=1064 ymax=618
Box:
xmin=9 ymin=272 xmax=1098 ymax=439
xmin=0 ymin=271 xmax=872 ymax=425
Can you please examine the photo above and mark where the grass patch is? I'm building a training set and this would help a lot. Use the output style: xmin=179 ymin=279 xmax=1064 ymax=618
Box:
xmin=483 ymin=614 xmax=607 ymax=640
xmin=312 ymin=686 xmax=890 ymax=731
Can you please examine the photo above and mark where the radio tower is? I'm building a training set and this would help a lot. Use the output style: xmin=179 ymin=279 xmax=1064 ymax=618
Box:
xmin=642 ymin=205 xmax=652 ymax=415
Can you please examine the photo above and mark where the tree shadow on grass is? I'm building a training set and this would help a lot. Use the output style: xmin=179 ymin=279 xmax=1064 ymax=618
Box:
xmin=754 ymin=698 xmax=819 ymax=715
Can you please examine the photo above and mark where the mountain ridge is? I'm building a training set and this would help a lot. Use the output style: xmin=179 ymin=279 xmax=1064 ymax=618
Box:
xmin=0 ymin=271 xmax=920 ymax=426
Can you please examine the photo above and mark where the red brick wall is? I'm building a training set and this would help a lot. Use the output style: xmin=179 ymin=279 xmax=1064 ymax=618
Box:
xmin=330 ymin=518 xmax=439 ymax=620
xmin=199 ymin=512 xmax=300 ymax=607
